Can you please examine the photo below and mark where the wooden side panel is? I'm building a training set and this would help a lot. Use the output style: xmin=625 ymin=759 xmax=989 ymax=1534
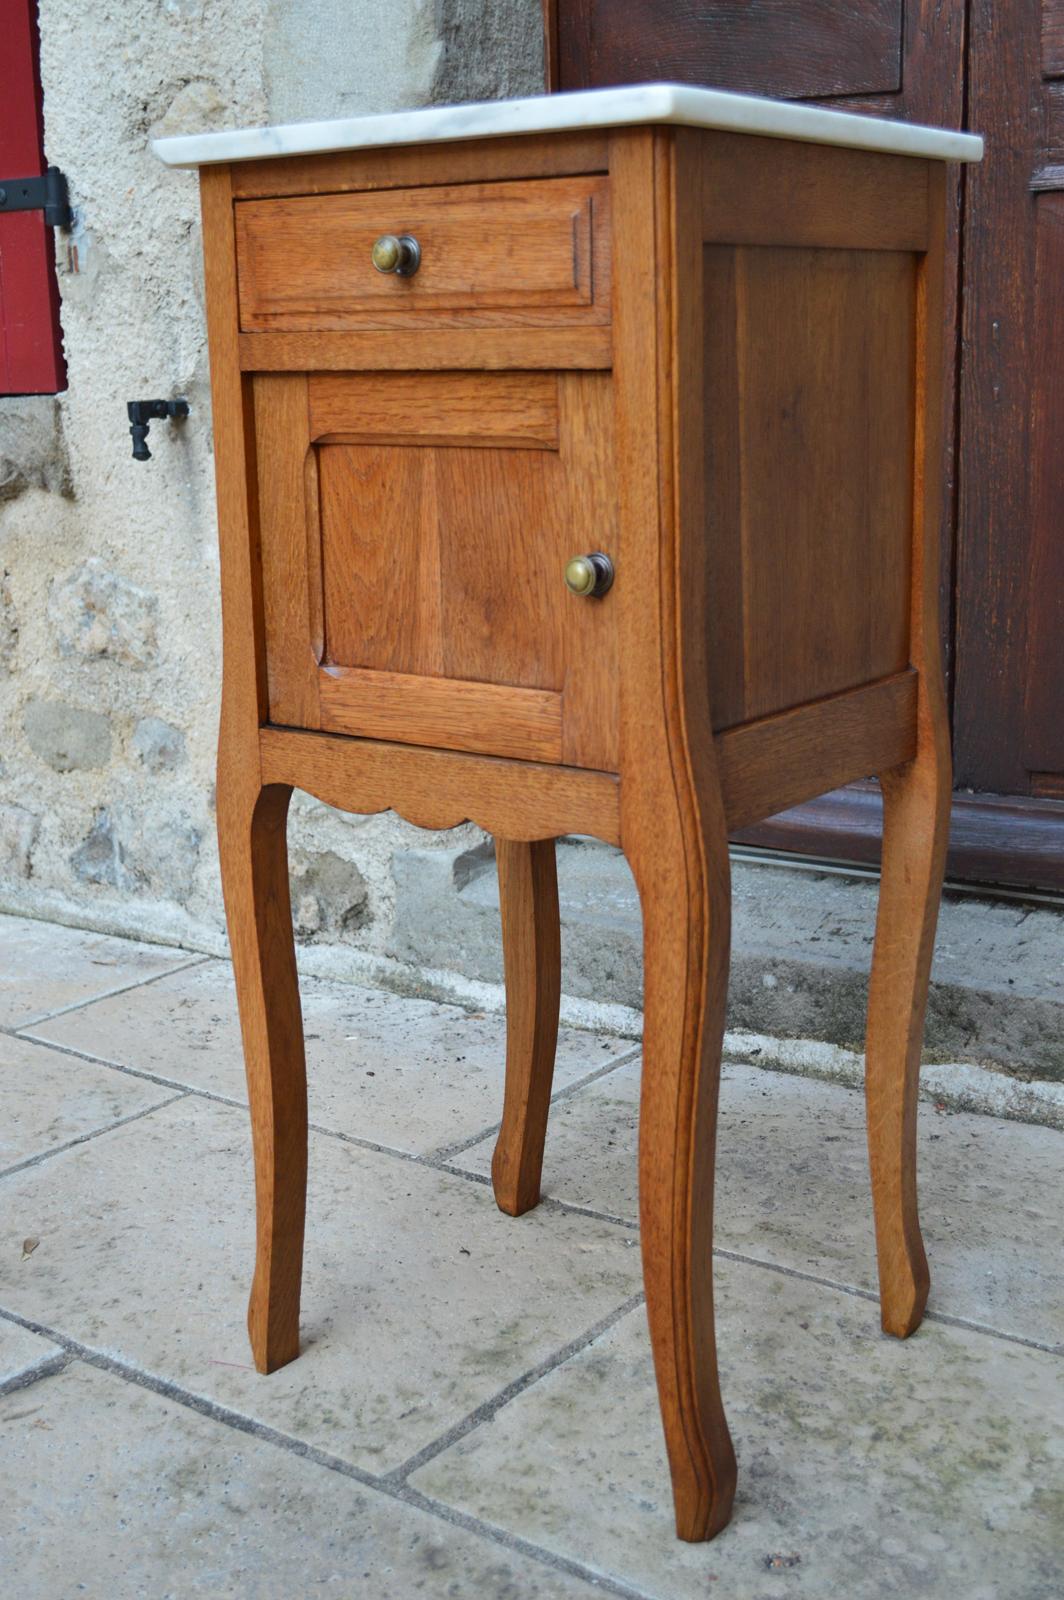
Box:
xmin=315 ymin=372 xmax=618 ymax=770
xmin=705 ymin=242 xmax=916 ymax=729
xmin=557 ymin=0 xmax=904 ymax=99
xmin=252 ymin=374 xmax=321 ymax=728
xmin=235 ymin=176 xmax=610 ymax=332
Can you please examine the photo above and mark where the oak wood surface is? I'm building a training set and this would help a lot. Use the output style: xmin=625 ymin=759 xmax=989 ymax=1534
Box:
xmin=699 ymin=134 xmax=929 ymax=252
xmin=308 ymin=370 xmax=560 ymax=450
xmin=236 ymin=175 xmax=610 ymax=332
xmin=864 ymin=163 xmax=951 ymax=1340
xmin=253 ymin=373 xmax=321 ymax=729
xmin=230 ymin=132 xmax=609 ymax=199
xmin=716 ymin=671 xmax=918 ymax=830
xmin=308 ymin=372 xmax=619 ymax=771
xmin=612 ymin=126 xmax=736 ymax=1542
xmin=201 ymin=163 xmax=308 ymax=1375
xmin=258 ymin=726 xmax=622 ymax=842
xmin=704 ymin=238 xmax=915 ymax=729
xmin=238 ymin=326 xmax=613 ymax=372
xmin=491 ymin=838 xmax=562 ymax=1216
xmin=318 ymin=666 xmax=564 ymax=764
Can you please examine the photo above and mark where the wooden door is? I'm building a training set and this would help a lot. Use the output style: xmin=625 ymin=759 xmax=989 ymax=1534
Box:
xmin=549 ymin=0 xmax=1064 ymax=890
xmin=252 ymin=368 xmax=620 ymax=772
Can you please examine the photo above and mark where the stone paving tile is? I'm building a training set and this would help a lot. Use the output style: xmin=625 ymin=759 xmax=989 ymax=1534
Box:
xmin=0 ymin=912 xmax=196 ymax=1030
xmin=455 ymin=1057 xmax=1064 ymax=1349
xmin=0 ymin=1319 xmax=62 ymax=1389
xmin=412 ymin=1264 xmax=1064 ymax=1600
xmin=1 ymin=1032 xmax=178 ymax=1174
xmin=0 ymin=1095 xmax=640 ymax=1475
xmin=0 ymin=1362 xmax=600 ymax=1599
xmin=29 ymin=960 xmax=631 ymax=1157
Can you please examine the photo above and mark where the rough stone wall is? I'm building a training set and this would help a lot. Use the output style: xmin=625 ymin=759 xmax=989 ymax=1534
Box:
xmin=0 ymin=1 xmax=542 ymax=963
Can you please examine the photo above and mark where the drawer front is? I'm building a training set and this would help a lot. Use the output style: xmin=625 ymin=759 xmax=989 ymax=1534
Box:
xmin=235 ymin=176 xmax=611 ymax=334
xmin=253 ymin=369 xmax=619 ymax=773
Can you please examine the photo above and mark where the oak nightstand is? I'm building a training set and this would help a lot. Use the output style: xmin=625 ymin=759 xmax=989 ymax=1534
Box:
xmin=155 ymin=85 xmax=982 ymax=1541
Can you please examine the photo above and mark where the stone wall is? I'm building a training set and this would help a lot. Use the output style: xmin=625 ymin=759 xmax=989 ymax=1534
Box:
xmin=0 ymin=1 xmax=541 ymax=967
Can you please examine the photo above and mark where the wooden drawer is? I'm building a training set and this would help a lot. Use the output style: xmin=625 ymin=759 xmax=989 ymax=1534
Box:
xmin=235 ymin=175 xmax=611 ymax=335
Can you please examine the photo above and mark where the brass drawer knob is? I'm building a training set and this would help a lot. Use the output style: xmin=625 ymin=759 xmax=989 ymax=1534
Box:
xmin=564 ymin=552 xmax=614 ymax=598
xmin=371 ymin=233 xmax=421 ymax=276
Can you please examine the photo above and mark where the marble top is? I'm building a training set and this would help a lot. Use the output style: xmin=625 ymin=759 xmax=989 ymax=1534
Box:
xmin=153 ymin=83 xmax=983 ymax=169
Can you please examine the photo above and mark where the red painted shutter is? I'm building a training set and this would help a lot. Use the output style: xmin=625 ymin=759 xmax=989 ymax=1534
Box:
xmin=0 ymin=0 xmax=65 ymax=394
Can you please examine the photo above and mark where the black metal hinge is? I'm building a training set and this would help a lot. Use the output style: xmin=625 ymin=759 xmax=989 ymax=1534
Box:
xmin=0 ymin=167 xmax=72 ymax=229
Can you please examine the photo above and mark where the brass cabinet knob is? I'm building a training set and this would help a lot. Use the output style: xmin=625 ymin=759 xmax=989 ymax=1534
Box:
xmin=371 ymin=233 xmax=421 ymax=276
xmin=564 ymin=552 xmax=614 ymax=598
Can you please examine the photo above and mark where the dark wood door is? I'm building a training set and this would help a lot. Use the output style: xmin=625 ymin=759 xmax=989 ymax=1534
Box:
xmin=548 ymin=0 xmax=1064 ymax=891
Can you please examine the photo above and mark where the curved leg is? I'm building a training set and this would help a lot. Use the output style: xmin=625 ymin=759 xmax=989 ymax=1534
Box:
xmin=865 ymin=747 xmax=949 ymax=1337
xmin=628 ymin=813 xmax=737 ymax=1542
xmin=217 ymin=777 xmax=308 ymax=1373
xmin=491 ymin=837 xmax=561 ymax=1216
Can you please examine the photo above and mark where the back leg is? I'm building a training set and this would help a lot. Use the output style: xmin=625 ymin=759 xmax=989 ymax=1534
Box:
xmin=491 ymin=838 xmax=561 ymax=1216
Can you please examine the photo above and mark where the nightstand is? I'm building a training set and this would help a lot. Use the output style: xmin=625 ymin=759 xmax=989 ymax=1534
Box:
xmin=155 ymin=85 xmax=981 ymax=1541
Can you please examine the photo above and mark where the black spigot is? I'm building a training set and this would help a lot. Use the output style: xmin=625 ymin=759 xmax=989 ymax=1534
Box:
xmin=127 ymin=398 xmax=189 ymax=461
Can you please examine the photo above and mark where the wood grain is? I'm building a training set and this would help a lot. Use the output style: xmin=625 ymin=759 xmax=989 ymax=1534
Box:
xmin=308 ymin=371 xmax=560 ymax=450
xmin=612 ymin=126 xmax=736 ymax=1543
xmin=491 ymin=838 xmax=562 ymax=1216
xmin=865 ymin=164 xmax=952 ymax=1341
xmin=318 ymin=666 xmax=565 ymax=764
xmin=238 ymin=326 xmax=612 ymax=372
xmin=557 ymin=0 xmax=903 ymax=99
xmin=201 ymin=163 xmax=307 ymax=1376
xmin=700 ymin=135 xmax=929 ymax=252
xmin=705 ymin=239 xmax=916 ymax=729
xmin=259 ymin=725 xmax=621 ymax=842
xmin=716 ymin=672 xmax=918 ymax=830
xmin=253 ymin=373 xmax=321 ymax=728
xmin=236 ymin=175 xmax=610 ymax=332
xmin=315 ymin=373 xmax=619 ymax=772
xmin=230 ymin=132 xmax=609 ymax=199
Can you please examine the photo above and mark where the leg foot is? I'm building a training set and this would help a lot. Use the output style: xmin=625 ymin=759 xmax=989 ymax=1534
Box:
xmin=218 ymin=779 xmax=307 ymax=1373
xmin=491 ymin=837 xmax=561 ymax=1216
xmin=866 ymin=754 xmax=948 ymax=1337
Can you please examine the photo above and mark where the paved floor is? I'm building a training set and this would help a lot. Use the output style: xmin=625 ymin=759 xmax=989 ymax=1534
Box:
xmin=1 ymin=912 xmax=1061 ymax=1599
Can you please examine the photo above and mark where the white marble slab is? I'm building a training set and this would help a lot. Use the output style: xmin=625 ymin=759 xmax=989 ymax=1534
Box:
xmin=153 ymin=83 xmax=983 ymax=170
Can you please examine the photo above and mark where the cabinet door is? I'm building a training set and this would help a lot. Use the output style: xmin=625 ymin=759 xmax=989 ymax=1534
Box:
xmin=253 ymin=369 xmax=619 ymax=772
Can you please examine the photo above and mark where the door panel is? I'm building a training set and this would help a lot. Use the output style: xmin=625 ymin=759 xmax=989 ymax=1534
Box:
xmin=254 ymin=369 xmax=620 ymax=773
xmin=557 ymin=0 xmax=904 ymax=100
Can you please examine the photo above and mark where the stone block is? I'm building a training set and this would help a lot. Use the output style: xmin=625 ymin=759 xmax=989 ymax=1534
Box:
xmin=24 ymin=698 xmax=112 ymax=772
xmin=0 ymin=570 xmax=17 ymax=675
xmin=289 ymin=847 xmax=370 ymax=939
xmin=48 ymin=557 xmax=159 ymax=668
xmin=130 ymin=716 xmax=187 ymax=772
xmin=69 ymin=809 xmax=126 ymax=888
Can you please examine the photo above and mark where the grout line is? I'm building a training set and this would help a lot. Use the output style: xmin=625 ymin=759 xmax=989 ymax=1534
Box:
xmin=384 ymin=1291 xmax=646 ymax=1486
xmin=427 ymin=1045 xmax=642 ymax=1164
xmin=712 ymin=1247 xmax=1064 ymax=1357
xmin=0 ymin=1305 xmax=652 ymax=1600
xmin=8 ymin=954 xmax=214 ymax=1034
xmin=0 ymin=1093 xmax=191 ymax=1181
xmin=7 ymin=1030 xmax=1058 ymax=1360
xmin=0 ymin=1349 xmax=73 ymax=1399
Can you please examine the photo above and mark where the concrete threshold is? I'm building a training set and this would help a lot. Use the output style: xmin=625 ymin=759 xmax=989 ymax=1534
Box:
xmin=382 ymin=837 xmax=1064 ymax=1128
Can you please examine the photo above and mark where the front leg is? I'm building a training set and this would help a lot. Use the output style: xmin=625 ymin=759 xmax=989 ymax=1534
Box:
xmin=217 ymin=775 xmax=308 ymax=1373
xmin=491 ymin=837 xmax=561 ymax=1216
xmin=627 ymin=806 xmax=737 ymax=1541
